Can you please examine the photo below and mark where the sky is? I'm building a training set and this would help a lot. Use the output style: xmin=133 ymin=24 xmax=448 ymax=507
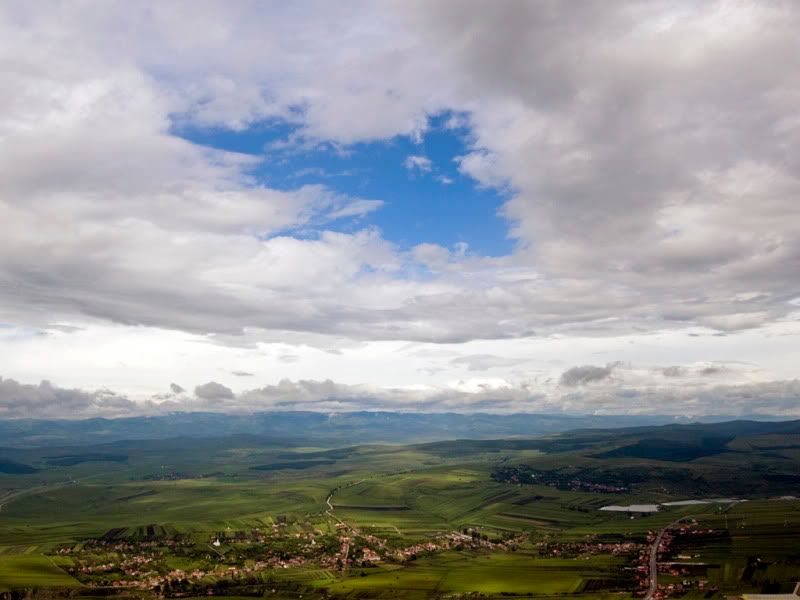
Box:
xmin=1 ymin=1 xmax=799 ymax=418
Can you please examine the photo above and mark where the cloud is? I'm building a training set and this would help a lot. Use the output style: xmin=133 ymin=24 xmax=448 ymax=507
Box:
xmin=455 ymin=150 xmax=504 ymax=189
xmin=0 ymin=377 xmax=136 ymax=419
xmin=1 ymin=368 xmax=798 ymax=419
xmin=662 ymin=367 xmax=685 ymax=378
xmin=325 ymin=199 xmax=384 ymax=220
xmin=231 ymin=371 xmax=255 ymax=377
xmin=194 ymin=381 xmax=235 ymax=402
xmin=403 ymin=0 xmax=800 ymax=335
xmin=170 ymin=383 xmax=186 ymax=394
xmin=403 ymin=155 xmax=432 ymax=173
xmin=700 ymin=366 xmax=726 ymax=376
xmin=224 ymin=370 xmax=799 ymax=417
xmin=663 ymin=363 xmax=735 ymax=378
xmin=560 ymin=364 xmax=616 ymax=387
xmin=700 ymin=313 xmax=773 ymax=332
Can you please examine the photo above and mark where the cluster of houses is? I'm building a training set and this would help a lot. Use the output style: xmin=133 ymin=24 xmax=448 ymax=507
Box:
xmin=74 ymin=554 xmax=155 ymax=576
xmin=319 ymin=520 xmax=522 ymax=568
xmin=538 ymin=538 xmax=646 ymax=558
xmin=533 ymin=522 xmax=728 ymax=599
xmin=637 ymin=522 xmax=723 ymax=599
xmin=566 ymin=480 xmax=629 ymax=494
xmin=57 ymin=537 xmax=190 ymax=554
xmin=56 ymin=515 xmax=524 ymax=592
xmin=496 ymin=467 xmax=629 ymax=493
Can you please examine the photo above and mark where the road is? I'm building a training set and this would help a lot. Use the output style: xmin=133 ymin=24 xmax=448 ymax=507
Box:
xmin=0 ymin=484 xmax=54 ymax=513
xmin=0 ymin=469 xmax=122 ymax=514
xmin=324 ymin=487 xmax=341 ymax=523
xmin=645 ymin=517 xmax=689 ymax=600
xmin=324 ymin=480 xmax=366 ymax=573
xmin=324 ymin=479 xmax=365 ymax=524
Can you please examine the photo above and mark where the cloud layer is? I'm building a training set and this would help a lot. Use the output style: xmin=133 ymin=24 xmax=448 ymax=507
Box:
xmin=2 ymin=359 xmax=798 ymax=419
xmin=1 ymin=2 xmax=798 ymax=343
xmin=0 ymin=2 xmax=798 ymax=416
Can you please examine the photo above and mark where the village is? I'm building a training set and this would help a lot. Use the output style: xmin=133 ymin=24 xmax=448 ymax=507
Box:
xmin=641 ymin=521 xmax=721 ymax=599
xmin=42 ymin=493 xmax=747 ymax=600
xmin=532 ymin=519 xmax=728 ymax=599
xmin=492 ymin=466 xmax=631 ymax=493
xmin=51 ymin=511 xmax=732 ymax=597
xmin=54 ymin=516 xmax=525 ymax=595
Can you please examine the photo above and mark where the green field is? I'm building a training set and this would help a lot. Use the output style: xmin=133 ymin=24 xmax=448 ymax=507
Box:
xmin=0 ymin=555 xmax=80 ymax=590
xmin=1 ymin=420 xmax=800 ymax=598
xmin=321 ymin=551 xmax=623 ymax=595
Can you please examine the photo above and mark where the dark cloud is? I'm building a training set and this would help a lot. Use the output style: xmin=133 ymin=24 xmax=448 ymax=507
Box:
xmin=194 ymin=381 xmax=235 ymax=402
xmin=560 ymin=364 xmax=615 ymax=386
xmin=170 ymin=383 xmax=185 ymax=394
xmin=0 ymin=377 xmax=136 ymax=419
xmin=701 ymin=366 xmax=726 ymax=376
xmin=662 ymin=366 xmax=685 ymax=378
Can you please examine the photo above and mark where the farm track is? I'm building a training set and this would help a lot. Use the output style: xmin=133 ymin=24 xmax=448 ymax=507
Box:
xmin=325 ymin=479 xmax=366 ymax=523
xmin=324 ymin=466 xmax=430 ymax=520
xmin=0 ymin=485 xmax=55 ymax=514
xmin=0 ymin=468 xmax=123 ymax=514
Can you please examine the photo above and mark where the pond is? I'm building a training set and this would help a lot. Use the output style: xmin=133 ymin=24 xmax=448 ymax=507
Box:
xmin=599 ymin=504 xmax=660 ymax=512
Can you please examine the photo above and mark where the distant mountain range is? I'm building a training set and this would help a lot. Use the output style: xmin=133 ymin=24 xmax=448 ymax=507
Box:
xmin=0 ymin=411 xmax=790 ymax=448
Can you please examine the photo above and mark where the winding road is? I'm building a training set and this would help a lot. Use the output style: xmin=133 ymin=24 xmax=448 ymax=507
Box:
xmin=0 ymin=484 xmax=55 ymax=513
xmin=0 ymin=468 xmax=126 ymax=514
xmin=324 ymin=478 xmax=365 ymax=523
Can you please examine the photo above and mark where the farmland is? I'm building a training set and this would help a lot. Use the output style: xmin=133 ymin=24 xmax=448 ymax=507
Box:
xmin=1 ymin=419 xmax=800 ymax=598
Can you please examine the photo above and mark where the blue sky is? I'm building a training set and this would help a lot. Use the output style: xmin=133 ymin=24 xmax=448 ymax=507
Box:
xmin=175 ymin=113 xmax=515 ymax=256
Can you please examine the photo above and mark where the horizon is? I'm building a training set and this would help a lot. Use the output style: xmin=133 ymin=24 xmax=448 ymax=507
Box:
xmin=2 ymin=409 xmax=800 ymax=422
xmin=2 ymin=410 xmax=798 ymax=452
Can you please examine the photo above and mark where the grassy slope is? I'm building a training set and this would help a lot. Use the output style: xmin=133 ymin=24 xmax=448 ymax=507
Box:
xmin=0 ymin=555 xmax=80 ymax=589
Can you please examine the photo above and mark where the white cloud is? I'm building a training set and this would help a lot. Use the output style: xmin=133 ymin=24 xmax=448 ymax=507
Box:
xmin=455 ymin=150 xmax=505 ymax=189
xmin=325 ymin=199 xmax=384 ymax=220
xmin=2 ymin=364 xmax=798 ymax=418
xmin=403 ymin=154 xmax=432 ymax=173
